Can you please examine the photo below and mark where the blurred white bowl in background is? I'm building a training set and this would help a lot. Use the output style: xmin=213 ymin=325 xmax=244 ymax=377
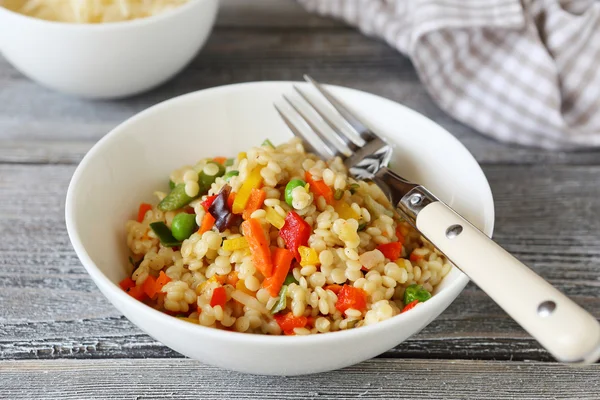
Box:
xmin=0 ymin=0 xmax=218 ymax=99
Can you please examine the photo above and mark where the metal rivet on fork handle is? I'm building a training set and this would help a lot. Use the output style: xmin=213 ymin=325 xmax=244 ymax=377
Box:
xmin=445 ymin=224 xmax=463 ymax=239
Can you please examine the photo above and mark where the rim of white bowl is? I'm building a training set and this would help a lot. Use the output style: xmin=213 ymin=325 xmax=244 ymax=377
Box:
xmin=66 ymin=81 xmax=494 ymax=346
xmin=0 ymin=0 xmax=211 ymax=29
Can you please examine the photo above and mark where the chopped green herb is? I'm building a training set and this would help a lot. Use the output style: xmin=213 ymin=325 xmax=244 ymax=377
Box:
xmin=149 ymin=222 xmax=181 ymax=247
xmin=403 ymin=284 xmax=432 ymax=305
xmin=348 ymin=183 xmax=360 ymax=194
xmin=334 ymin=188 xmax=344 ymax=200
xmin=262 ymin=139 xmax=275 ymax=148
xmin=270 ymin=285 xmax=288 ymax=314
xmin=358 ymin=222 xmax=367 ymax=231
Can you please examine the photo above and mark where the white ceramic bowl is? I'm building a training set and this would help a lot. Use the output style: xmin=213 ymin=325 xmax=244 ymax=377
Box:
xmin=0 ymin=0 xmax=218 ymax=99
xmin=66 ymin=81 xmax=495 ymax=375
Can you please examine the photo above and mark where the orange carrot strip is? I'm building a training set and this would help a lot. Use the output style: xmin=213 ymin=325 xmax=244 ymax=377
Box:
xmin=409 ymin=252 xmax=423 ymax=262
xmin=324 ymin=284 xmax=343 ymax=295
xmin=198 ymin=213 xmax=216 ymax=235
xmin=241 ymin=218 xmax=273 ymax=278
xmin=305 ymin=171 xmax=333 ymax=204
xmin=228 ymin=192 xmax=236 ymax=211
xmin=242 ymin=189 xmax=266 ymax=220
xmin=263 ymin=247 xmax=295 ymax=297
xmin=137 ymin=203 xmax=153 ymax=223
xmin=119 ymin=277 xmax=136 ymax=291
xmin=142 ymin=275 xmax=158 ymax=299
xmin=213 ymin=157 xmax=227 ymax=165
xmin=226 ymin=271 xmax=239 ymax=286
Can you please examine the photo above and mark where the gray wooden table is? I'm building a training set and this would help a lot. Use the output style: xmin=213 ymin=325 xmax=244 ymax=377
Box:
xmin=1 ymin=1 xmax=599 ymax=399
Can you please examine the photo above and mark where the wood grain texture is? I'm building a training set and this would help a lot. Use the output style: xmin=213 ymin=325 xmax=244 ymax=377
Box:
xmin=0 ymin=163 xmax=598 ymax=362
xmin=1 ymin=358 xmax=599 ymax=400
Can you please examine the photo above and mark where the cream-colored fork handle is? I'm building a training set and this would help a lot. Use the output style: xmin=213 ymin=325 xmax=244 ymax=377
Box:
xmin=416 ymin=201 xmax=600 ymax=364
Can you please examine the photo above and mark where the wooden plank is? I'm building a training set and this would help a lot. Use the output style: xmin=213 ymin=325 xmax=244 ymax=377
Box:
xmin=0 ymin=163 xmax=598 ymax=361
xmin=1 ymin=358 xmax=599 ymax=399
xmin=2 ymin=29 xmax=599 ymax=165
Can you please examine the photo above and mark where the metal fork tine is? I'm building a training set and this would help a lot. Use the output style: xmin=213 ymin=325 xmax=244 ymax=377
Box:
xmin=281 ymin=94 xmax=348 ymax=159
xmin=273 ymin=103 xmax=331 ymax=160
xmin=304 ymin=74 xmax=376 ymax=141
xmin=293 ymin=85 xmax=364 ymax=151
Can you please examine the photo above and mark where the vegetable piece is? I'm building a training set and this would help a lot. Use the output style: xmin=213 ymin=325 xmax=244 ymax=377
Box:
xmin=283 ymin=273 xmax=298 ymax=286
xmin=395 ymin=225 xmax=406 ymax=245
xmin=335 ymin=285 xmax=368 ymax=313
xmin=241 ymin=218 xmax=273 ymax=278
xmin=231 ymin=289 xmax=270 ymax=315
xmin=409 ymin=252 xmax=424 ymax=262
xmin=242 ymin=188 xmax=266 ymax=220
xmin=333 ymin=200 xmax=359 ymax=220
xmin=334 ymin=188 xmax=344 ymax=200
xmin=178 ymin=317 xmax=199 ymax=324
xmin=284 ymin=179 xmax=307 ymax=207
xmin=171 ymin=213 xmax=198 ymax=241
xmin=262 ymin=139 xmax=275 ymax=148
xmin=227 ymin=192 xmax=236 ymax=210
xmin=262 ymin=247 xmax=294 ymax=297
xmin=198 ymin=161 xmax=226 ymax=192
xmin=324 ymin=284 xmax=343 ymax=294
xmin=198 ymin=213 xmax=216 ymax=235
xmin=224 ymin=158 xmax=235 ymax=167
xmin=403 ymin=284 xmax=432 ymax=304
xmin=235 ymin=279 xmax=255 ymax=295
xmin=298 ymin=246 xmax=319 ymax=266
xmin=347 ymin=183 xmax=360 ymax=194
xmin=357 ymin=222 xmax=367 ymax=231
xmin=265 ymin=206 xmax=285 ymax=229
xmin=158 ymin=183 xmax=194 ymax=211
xmin=270 ymin=285 xmax=288 ymax=314
xmin=169 ymin=180 xmax=176 ymax=190
xmin=127 ymin=285 xmax=146 ymax=300
xmin=149 ymin=222 xmax=181 ymax=247
xmin=213 ymin=157 xmax=227 ymax=165
xmin=223 ymin=170 xmax=239 ymax=182
xmin=376 ymin=242 xmax=403 ymax=261
xmin=274 ymin=312 xmax=308 ymax=334
xmin=142 ymin=275 xmax=158 ymax=299
xmin=279 ymin=211 xmax=311 ymax=261
xmin=222 ymin=237 xmax=249 ymax=251
xmin=155 ymin=271 xmax=171 ymax=290
xmin=226 ymin=271 xmax=239 ymax=286
xmin=208 ymin=184 xmax=241 ymax=232
xmin=210 ymin=286 xmax=227 ymax=307
xmin=237 ymin=152 xmax=247 ymax=161
xmin=402 ymin=299 xmax=419 ymax=313
xmin=305 ymin=171 xmax=334 ymax=204
xmin=137 ymin=203 xmax=153 ymax=223
xmin=119 ymin=277 xmax=136 ymax=291
xmin=201 ymin=195 xmax=218 ymax=211
xmin=232 ymin=166 xmax=263 ymax=214
xmin=364 ymin=194 xmax=394 ymax=219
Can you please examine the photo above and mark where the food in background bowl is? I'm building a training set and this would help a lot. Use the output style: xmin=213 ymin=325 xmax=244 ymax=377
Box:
xmin=121 ymin=137 xmax=451 ymax=335
xmin=1 ymin=0 xmax=189 ymax=23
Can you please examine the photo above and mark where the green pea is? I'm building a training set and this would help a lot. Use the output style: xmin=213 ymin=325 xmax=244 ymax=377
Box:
xmin=170 ymin=213 xmax=198 ymax=241
xmin=284 ymin=179 xmax=307 ymax=206
xmin=223 ymin=170 xmax=239 ymax=182
xmin=403 ymin=284 xmax=432 ymax=305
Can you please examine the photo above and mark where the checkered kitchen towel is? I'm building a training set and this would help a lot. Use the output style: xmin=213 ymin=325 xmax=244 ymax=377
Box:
xmin=297 ymin=0 xmax=600 ymax=149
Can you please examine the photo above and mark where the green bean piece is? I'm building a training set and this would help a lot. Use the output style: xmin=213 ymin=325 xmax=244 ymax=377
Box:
xmin=223 ymin=170 xmax=239 ymax=182
xmin=224 ymin=158 xmax=235 ymax=167
xmin=158 ymin=184 xmax=195 ymax=211
xmin=262 ymin=139 xmax=275 ymax=148
xmin=270 ymin=285 xmax=288 ymax=314
xmin=198 ymin=161 xmax=226 ymax=193
xmin=149 ymin=222 xmax=181 ymax=247
xmin=284 ymin=179 xmax=307 ymax=207
xmin=403 ymin=284 xmax=432 ymax=305
xmin=283 ymin=273 xmax=299 ymax=286
xmin=171 ymin=213 xmax=198 ymax=241
xmin=169 ymin=180 xmax=176 ymax=190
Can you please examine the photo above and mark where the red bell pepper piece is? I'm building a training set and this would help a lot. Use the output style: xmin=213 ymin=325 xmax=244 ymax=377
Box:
xmin=274 ymin=312 xmax=308 ymax=334
xmin=137 ymin=203 xmax=153 ymax=223
xmin=402 ymin=299 xmax=419 ymax=313
xmin=201 ymin=195 xmax=218 ymax=211
xmin=210 ymin=286 xmax=227 ymax=307
xmin=279 ymin=211 xmax=311 ymax=261
xmin=377 ymin=242 xmax=403 ymax=261
xmin=335 ymin=285 xmax=368 ymax=313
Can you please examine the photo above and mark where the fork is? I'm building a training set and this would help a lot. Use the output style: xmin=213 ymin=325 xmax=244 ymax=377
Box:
xmin=275 ymin=75 xmax=600 ymax=365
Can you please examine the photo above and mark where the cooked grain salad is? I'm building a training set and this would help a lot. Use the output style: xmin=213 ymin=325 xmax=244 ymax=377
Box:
xmin=121 ymin=138 xmax=452 ymax=335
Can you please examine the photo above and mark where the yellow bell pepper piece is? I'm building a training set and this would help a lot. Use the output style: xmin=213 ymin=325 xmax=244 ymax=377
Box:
xmin=237 ymin=152 xmax=247 ymax=161
xmin=177 ymin=317 xmax=199 ymax=324
xmin=334 ymin=200 xmax=359 ymax=220
xmin=298 ymin=246 xmax=320 ymax=266
xmin=222 ymin=237 xmax=249 ymax=251
xmin=232 ymin=166 xmax=263 ymax=214
xmin=265 ymin=206 xmax=285 ymax=229
xmin=236 ymin=279 xmax=256 ymax=295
